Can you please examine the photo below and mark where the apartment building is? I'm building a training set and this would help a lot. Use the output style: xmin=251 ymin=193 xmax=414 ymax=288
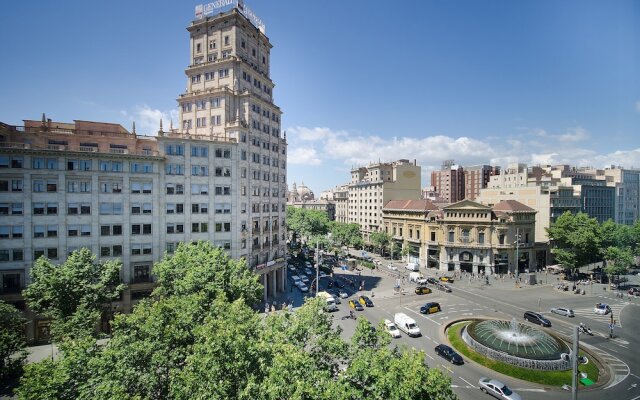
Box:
xmin=382 ymin=199 xmax=538 ymax=275
xmin=600 ymin=167 xmax=640 ymax=225
xmin=464 ymin=164 xmax=500 ymax=200
xmin=0 ymin=6 xmax=287 ymax=342
xmin=347 ymin=159 xmax=421 ymax=242
xmin=289 ymin=199 xmax=336 ymax=221
xmin=430 ymin=160 xmax=464 ymax=203
xmin=332 ymin=184 xmax=349 ymax=224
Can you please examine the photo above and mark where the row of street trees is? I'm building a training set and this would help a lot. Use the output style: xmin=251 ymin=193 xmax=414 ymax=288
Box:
xmin=286 ymin=207 xmax=409 ymax=260
xmin=547 ymin=212 xmax=640 ymax=277
xmin=10 ymin=241 xmax=456 ymax=399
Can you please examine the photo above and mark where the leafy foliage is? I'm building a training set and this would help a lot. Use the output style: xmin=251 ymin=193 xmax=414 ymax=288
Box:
xmin=0 ymin=301 xmax=27 ymax=390
xmin=18 ymin=244 xmax=456 ymax=400
xmin=370 ymin=231 xmax=391 ymax=255
xmin=153 ymin=241 xmax=262 ymax=305
xmin=547 ymin=212 xmax=602 ymax=271
xmin=22 ymin=248 xmax=124 ymax=340
xmin=286 ymin=206 xmax=331 ymax=243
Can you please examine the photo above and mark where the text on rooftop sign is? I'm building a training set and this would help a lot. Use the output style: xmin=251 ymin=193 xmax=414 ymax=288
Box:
xmin=195 ymin=0 xmax=265 ymax=33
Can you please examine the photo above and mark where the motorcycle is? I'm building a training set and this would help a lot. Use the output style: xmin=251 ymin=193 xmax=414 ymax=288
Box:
xmin=579 ymin=325 xmax=593 ymax=336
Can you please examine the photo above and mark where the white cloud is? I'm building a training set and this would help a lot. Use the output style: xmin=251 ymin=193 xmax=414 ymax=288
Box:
xmin=288 ymin=146 xmax=322 ymax=165
xmin=121 ymin=105 xmax=177 ymax=135
xmin=558 ymin=126 xmax=589 ymax=143
xmin=285 ymin=124 xmax=640 ymax=191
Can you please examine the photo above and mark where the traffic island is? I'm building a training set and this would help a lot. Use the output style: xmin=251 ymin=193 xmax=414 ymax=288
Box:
xmin=443 ymin=318 xmax=604 ymax=389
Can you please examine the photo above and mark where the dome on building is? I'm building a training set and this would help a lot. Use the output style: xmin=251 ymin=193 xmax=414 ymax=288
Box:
xmin=288 ymin=181 xmax=315 ymax=203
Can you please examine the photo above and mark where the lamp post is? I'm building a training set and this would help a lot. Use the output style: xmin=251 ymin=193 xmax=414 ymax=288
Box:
xmin=515 ymin=227 xmax=521 ymax=283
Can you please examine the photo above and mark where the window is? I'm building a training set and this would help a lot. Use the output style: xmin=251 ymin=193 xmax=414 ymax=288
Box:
xmin=32 ymin=158 xmax=44 ymax=169
xmin=100 ymin=202 xmax=122 ymax=215
xmin=68 ymin=203 xmax=79 ymax=215
xmin=478 ymin=232 xmax=485 ymax=244
xmin=100 ymin=225 xmax=111 ymax=236
xmin=0 ymin=251 xmax=11 ymax=263
xmin=45 ymin=203 xmax=56 ymax=215
xmin=80 ymin=203 xmax=91 ymax=215
xmin=33 ymin=180 xmax=45 ymax=192
xmin=215 ymin=186 xmax=231 ymax=195
xmin=191 ymin=145 xmax=209 ymax=157
xmin=11 ymin=179 xmax=22 ymax=192
xmin=143 ymin=203 xmax=152 ymax=214
xmin=215 ymin=167 xmax=231 ymax=177
xmin=210 ymin=115 xmax=221 ymax=126
xmin=47 ymin=225 xmax=58 ymax=238
xmin=448 ymin=231 xmax=454 ymax=242
xmin=67 ymin=180 xmax=91 ymax=193
xmin=133 ymin=265 xmax=151 ymax=283
xmin=165 ymin=164 xmax=184 ymax=175
xmin=101 ymin=181 xmax=122 ymax=193
xmin=131 ymin=203 xmax=141 ymax=214
xmin=11 ymin=226 xmax=22 ymax=238
xmin=191 ymin=184 xmax=209 ymax=195
xmin=215 ymin=222 xmax=231 ymax=232
xmin=33 ymin=225 xmax=45 ymax=238
xmin=80 ymin=225 xmax=91 ymax=237
xmin=46 ymin=159 xmax=58 ymax=169
xmin=224 ymin=35 xmax=229 ymax=46
xmin=0 ymin=226 xmax=9 ymax=239
xmin=192 ymin=165 xmax=208 ymax=176
xmin=12 ymin=250 xmax=23 ymax=262
xmin=166 ymin=243 xmax=176 ymax=253
xmin=131 ymin=163 xmax=153 ymax=173
xmin=166 ymin=223 xmax=184 ymax=234
xmin=46 ymin=179 xmax=57 ymax=192
xmin=192 ymin=223 xmax=208 ymax=233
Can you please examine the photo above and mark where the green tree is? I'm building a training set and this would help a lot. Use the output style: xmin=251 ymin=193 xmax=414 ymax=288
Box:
xmin=370 ymin=231 xmax=391 ymax=257
xmin=286 ymin=207 xmax=331 ymax=245
xmin=547 ymin=212 xmax=601 ymax=272
xmin=603 ymin=246 xmax=633 ymax=279
xmin=22 ymin=248 xmax=124 ymax=340
xmin=400 ymin=241 xmax=410 ymax=261
xmin=0 ymin=300 xmax=27 ymax=390
xmin=331 ymin=222 xmax=363 ymax=254
xmin=153 ymin=241 xmax=262 ymax=305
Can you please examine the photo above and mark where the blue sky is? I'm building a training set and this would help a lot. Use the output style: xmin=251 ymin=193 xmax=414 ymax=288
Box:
xmin=1 ymin=1 xmax=638 ymax=194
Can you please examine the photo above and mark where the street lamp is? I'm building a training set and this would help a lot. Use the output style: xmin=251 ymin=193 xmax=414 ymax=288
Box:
xmin=514 ymin=228 xmax=521 ymax=283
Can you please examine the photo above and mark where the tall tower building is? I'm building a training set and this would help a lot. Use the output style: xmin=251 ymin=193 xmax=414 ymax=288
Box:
xmin=0 ymin=4 xmax=287 ymax=343
xmin=431 ymin=160 xmax=464 ymax=203
xmin=463 ymin=165 xmax=500 ymax=200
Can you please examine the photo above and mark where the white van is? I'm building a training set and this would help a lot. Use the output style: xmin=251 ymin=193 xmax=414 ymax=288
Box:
xmin=317 ymin=291 xmax=338 ymax=312
xmin=394 ymin=313 xmax=421 ymax=337
xmin=409 ymin=272 xmax=426 ymax=283
xmin=405 ymin=263 xmax=419 ymax=272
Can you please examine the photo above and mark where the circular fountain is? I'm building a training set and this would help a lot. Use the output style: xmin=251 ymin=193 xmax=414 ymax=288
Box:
xmin=461 ymin=318 xmax=571 ymax=370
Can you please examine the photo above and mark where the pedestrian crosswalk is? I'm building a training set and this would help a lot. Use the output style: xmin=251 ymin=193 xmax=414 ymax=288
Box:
xmin=572 ymin=302 xmax=627 ymax=327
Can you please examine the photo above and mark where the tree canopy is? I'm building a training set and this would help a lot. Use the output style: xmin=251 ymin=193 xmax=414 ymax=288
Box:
xmin=22 ymin=248 xmax=124 ymax=340
xmin=18 ymin=242 xmax=456 ymax=400
xmin=0 ymin=300 xmax=27 ymax=391
xmin=286 ymin=206 xmax=331 ymax=243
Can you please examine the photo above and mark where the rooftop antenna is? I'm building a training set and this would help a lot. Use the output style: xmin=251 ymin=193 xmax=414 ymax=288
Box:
xmin=132 ymin=121 xmax=136 ymax=134
xmin=158 ymin=118 xmax=163 ymax=136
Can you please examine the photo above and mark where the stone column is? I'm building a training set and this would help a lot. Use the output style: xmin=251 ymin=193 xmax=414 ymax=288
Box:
xmin=262 ymin=274 xmax=268 ymax=303
xmin=270 ymin=270 xmax=276 ymax=298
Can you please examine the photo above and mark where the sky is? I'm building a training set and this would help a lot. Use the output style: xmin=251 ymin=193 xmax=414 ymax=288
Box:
xmin=1 ymin=1 xmax=638 ymax=195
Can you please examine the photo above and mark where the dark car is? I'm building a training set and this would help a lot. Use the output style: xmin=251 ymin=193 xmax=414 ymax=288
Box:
xmin=426 ymin=277 xmax=438 ymax=285
xmin=523 ymin=311 xmax=551 ymax=327
xmin=420 ymin=302 xmax=441 ymax=314
xmin=435 ymin=344 xmax=463 ymax=365
xmin=436 ymin=283 xmax=452 ymax=293
xmin=415 ymin=286 xmax=432 ymax=295
xmin=335 ymin=279 xmax=345 ymax=288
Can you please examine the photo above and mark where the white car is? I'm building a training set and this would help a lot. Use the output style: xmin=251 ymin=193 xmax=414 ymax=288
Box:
xmin=387 ymin=264 xmax=398 ymax=271
xmin=478 ymin=377 xmax=521 ymax=400
xmin=291 ymin=275 xmax=301 ymax=285
xmin=300 ymin=275 xmax=310 ymax=284
xmin=416 ymin=277 xmax=428 ymax=284
xmin=337 ymin=289 xmax=348 ymax=298
xmin=594 ymin=303 xmax=611 ymax=315
xmin=550 ymin=307 xmax=575 ymax=317
xmin=287 ymin=264 xmax=296 ymax=272
xmin=384 ymin=319 xmax=401 ymax=338
xmin=296 ymin=282 xmax=309 ymax=292
xmin=304 ymin=268 xmax=314 ymax=276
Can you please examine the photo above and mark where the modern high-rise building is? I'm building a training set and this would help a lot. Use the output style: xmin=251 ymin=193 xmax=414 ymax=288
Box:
xmin=463 ymin=164 xmax=500 ymax=200
xmin=431 ymin=160 xmax=464 ymax=203
xmin=600 ymin=167 xmax=640 ymax=225
xmin=0 ymin=5 xmax=287 ymax=342
xmin=347 ymin=159 xmax=421 ymax=242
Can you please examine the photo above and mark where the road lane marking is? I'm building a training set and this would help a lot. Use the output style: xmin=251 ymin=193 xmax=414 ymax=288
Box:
xmin=403 ymin=307 xmax=442 ymax=326
xmin=459 ymin=377 xmax=476 ymax=388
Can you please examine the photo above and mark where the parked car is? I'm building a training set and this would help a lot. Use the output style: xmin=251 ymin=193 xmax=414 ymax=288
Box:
xmin=297 ymin=282 xmax=309 ymax=292
xmin=523 ymin=311 xmax=551 ymax=327
xmin=304 ymin=268 xmax=314 ymax=276
xmin=550 ymin=307 xmax=575 ymax=317
xmin=300 ymin=275 xmax=310 ymax=284
xmin=415 ymin=286 xmax=432 ymax=295
xmin=383 ymin=319 xmax=401 ymax=338
xmin=335 ymin=280 xmax=345 ymax=288
xmin=439 ymin=276 xmax=454 ymax=283
xmin=478 ymin=377 xmax=521 ymax=400
xmin=426 ymin=277 xmax=438 ymax=285
xmin=594 ymin=303 xmax=611 ymax=315
xmin=291 ymin=275 xmax=301 ymax=285
xmin=287 ymin=264 xmax=296 ymax=272
xmin=349 ymin=299 xmax=364 ymax=311
xmin=434 ymin=344 xmax=463 ymax=365
xmin=387 ymin=264 xmax=398 ymax=271
xmin=358 ymin=295 xmax=374 ymax=307
xmin=336 ymin=289 xmax=348 ymax=298
xmin=420 ymin=302 xmax=441 ymax=314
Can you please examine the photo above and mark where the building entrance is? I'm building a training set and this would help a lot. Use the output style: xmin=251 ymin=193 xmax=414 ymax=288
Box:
xmin=460 ymin=263 xmax=472 ymax=273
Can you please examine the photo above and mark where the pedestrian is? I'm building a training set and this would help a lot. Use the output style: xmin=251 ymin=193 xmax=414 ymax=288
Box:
xmin=264 ymin=303 xmax=269 ymax=313
xmin=288 ymin=303 xmax=293 ymax=312
xmin=271 ymin=304 xmax=276 ymax=313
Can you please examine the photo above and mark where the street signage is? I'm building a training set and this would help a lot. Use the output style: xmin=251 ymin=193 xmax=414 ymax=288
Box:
xmin=195 ymin=0 xmax=266 ymax=33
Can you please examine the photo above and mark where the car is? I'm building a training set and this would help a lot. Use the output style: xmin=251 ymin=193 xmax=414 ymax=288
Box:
xmin=436 ymin=283 xmax=452 ymax=293
xmin=416 ymin=277 xmax=428 ymax=285
xmin=291 ymin=275 xmax=301 ymax=285
xmin=305 ymin=261 xmax=312 ymax=267
xmin=304 ymin=268 xmax=314 ymax=276
xmin=478 ymin=377 xmax=521 ymax=400
xmin=337 ymin=289 xmax=348 ymax=298
xmin=335 ymin=280 xmax=345 ymax=288
xmin=439 ymin=276 xmax=454 ymax=283
xmin=358 ymin=295 xmax=374 ymax=307
xmin=426 ymin=277 xmax=438 ymax=285
xmin=594 ymin=303 xmax=611 ymax=315
xmin=287 ymin=264 xmax=296 ymax=272
xmin=415 ymin=286 xmax=432 ymax=295
xmin=297 ymin=282 xmax=309 ymax=292
xmin=420 ymin=302 xmax=441 ymax=314
xmin=319 ymin=271 xmax=327 ymax=278
xmin=383 ymin=319 xmax=401 ymax=338
xmin=329 ymin=292 xmax=341 ymax=304
xmin=349 ymin=299 xmax=364 ymax=311
xmin=300 ymin=275 xmax=310 ymax=284
xmin=434 ymin=344 xmax=463 ymax=365
xmin=523 ymin=311 xmax=551 ymax=327
xmin=387 ymin=264 xmax=398 ymax=271
xmin=550 ymin=307 xmax=575 ymax=317
xmin=629 ymin=288 xmax=640 ymax=296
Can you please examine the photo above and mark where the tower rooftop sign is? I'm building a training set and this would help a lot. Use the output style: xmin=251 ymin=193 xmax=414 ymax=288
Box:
xmin=195 ymin=0 xmax=266 ymax=33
